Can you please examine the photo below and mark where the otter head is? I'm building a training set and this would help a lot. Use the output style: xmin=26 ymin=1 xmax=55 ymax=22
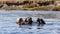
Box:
xmin=17 ymin=17 xmax=23 ymax=23
xmin=37 ymin=18 xmax=46 ymax=26
xmin=25 ymin=17 xmax=33 ymax=25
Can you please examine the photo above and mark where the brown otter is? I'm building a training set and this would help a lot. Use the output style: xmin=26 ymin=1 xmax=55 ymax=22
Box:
xmin=37 ymin=18 xmax=46 ymax=26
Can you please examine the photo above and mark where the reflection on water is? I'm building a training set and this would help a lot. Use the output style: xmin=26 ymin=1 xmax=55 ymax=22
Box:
xmin=0 ymin=10 xmax=60 ymax=34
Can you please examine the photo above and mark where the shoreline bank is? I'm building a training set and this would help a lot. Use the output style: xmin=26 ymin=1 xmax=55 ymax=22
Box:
xmin=0 ymin=0 xmax=60 ymax=11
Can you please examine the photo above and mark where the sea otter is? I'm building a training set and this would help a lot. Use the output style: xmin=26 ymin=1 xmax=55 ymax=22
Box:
xmin=24 ymin=17 xmax=33 ymax=25
xmin=16 ymin=17 xmax=23 ymax=26
xmin=37 ymin=18 xmax=46 ymax=26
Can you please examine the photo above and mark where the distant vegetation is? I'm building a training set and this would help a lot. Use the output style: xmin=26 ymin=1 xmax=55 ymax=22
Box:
xmin=0 ymin=0 xmax=60 ymax=11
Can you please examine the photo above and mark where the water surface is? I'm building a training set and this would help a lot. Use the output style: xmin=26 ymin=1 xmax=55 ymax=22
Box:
xmin=0 ymin=10 xmax=60 ymax=34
